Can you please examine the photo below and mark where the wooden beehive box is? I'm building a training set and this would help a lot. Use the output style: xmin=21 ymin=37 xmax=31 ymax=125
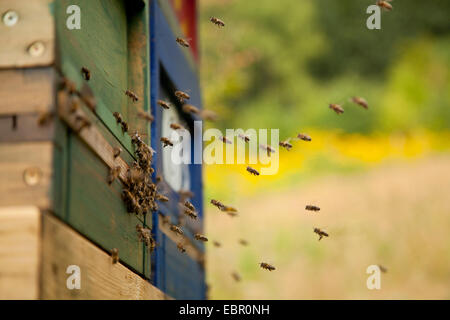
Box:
xmin=0 ymin=0 xmax=205 ymax=300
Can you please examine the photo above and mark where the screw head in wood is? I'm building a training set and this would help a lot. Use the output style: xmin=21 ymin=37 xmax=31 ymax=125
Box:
xmin=23 ymin=167 xmax=42 ymax=186
xmin=27 ymin=41 xmax=45 ymax=57
xmin=2 ymin=10 xmax=19 ymax=27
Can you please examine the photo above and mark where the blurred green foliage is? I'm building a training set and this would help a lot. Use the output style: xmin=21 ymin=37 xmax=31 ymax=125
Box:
xmin=199 ymin=0 xmax=450 ymax=135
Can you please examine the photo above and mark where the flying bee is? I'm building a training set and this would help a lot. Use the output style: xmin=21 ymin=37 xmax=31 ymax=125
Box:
xmin=210 ymin=16 xmax=225 ymax=27
xmin=305 ymin=205 xmax=320 ymax=212
xmin=213 ymin=241 xmax=221 ymax=248
xmin=246 ymin=166 xmax=260 ymax=176
xmin=224 ymin=206 xmax=238 ymax=213
xmin=175 ymin=90 xmax=191 ymax=102
xmin=260 ymin=262 xmax=276 ymax=271
xmin=279 ymin=139 xmax=293 ymax=151
xmin=194 ymin=233 xmax=208 ymax=242
xmin=170 ymin=123 xmax=185 ymax=130
xmin=314 ymin=227 xmax=329 ymax=241
xmin=113 ymin=147 xmax=122 ymax=158
xmin=184 ymin=208 xmax=198 ymax=220
xmin=220 ymin=136 xmax=232 ymax=144
xmin=200 ymin=109 xmax=219 ymax=121
xmin=108 ymin=166 xmax=121 ymax=185
xmin=125 ymin=90 xmax=139 ymax=102
xmin=184 ymin=201 xmax=195 ymax=211
xmin=113 ymin=112 xmax=123 ymax=124
xmin=176 ymin=37 xmax=190 ymax=48
xmin=237 ymin=133 xmax=250 ymax=143
xmin=37 ymin=111 xmax=53 ymax=126
xmin=170 ymin=224 xmax=184 ymax=236
xmin=351 ymin=96 xmax=369 ymax=109
xmin=376 ymin=0 xmax=393 ymax=11
xmin=81 ymin=67 xmax=91 ymax=81
xmin=160 ymin=137 xmax=173 ymax=147
xmin=260 ymin=144 xmax=275 ymax=157
xmin=138 ymin=110 xmax=154 ymax=122
xmin=329 ymin=103 xmax=344 ymax=114
xmin=378 ymin=265 xmax=388 ymax=273
xmin=238 ymin=239 xmax=248 ymax=246
xmin=157 ymin=99 xmax=170 ymax=110
xmin=156 ymin=194 xmax=169 ymax=202
xmin=177 ymin=242 xmax=186 ymax=253
xmin=231 ymin=272 xmax=241 ymax=282
xmin=111 ymin=248 xmax=119 ymax=264
xmin=210 ymin=199 xmax=226 ymax=211
xmin=182 ymin=104 xmax=200 ymax=114
xmin=297 ymin=133 xmax=312 ymax=142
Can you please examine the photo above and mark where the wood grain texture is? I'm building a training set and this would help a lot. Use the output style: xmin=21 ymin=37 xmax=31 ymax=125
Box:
xmin=41 ymin=213 xmax=169 ymax=300
xmin=0 ymin=68 xmax=55 ymax=115
xmin=0 ymin=206 xmax=41 ymax=300
xmin=0 ymin=0 xmax=54 ymax=68
xmin=0 ymin=113 xmax=55 ymax=143
xmin=0 ymin=142 xmax=52 ymax=208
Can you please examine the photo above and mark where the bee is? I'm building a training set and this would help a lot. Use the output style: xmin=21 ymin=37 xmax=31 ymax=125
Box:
xmin=238 ymin=239 xmax=249 ymax=246
xmin=376 ymin=0 xmax=393 ymax=11
xmin=351 ymin=96 xmax=369 ymax=109
xmin=200 ymin=109 xmax=219 ymax=121
xmin=157 ymin=99 xmax=170 ymax=110
xmin=113 ymin=147 xmax=122 ymax=158
xmin=177 ymin=242 xmax=186 ymax=253
xmin=136 ymin=225 xmax=156 ymax=252
xmin=184 ymin=201 xmax=195 ymax=211
xmin=220 ymin=136 xmax=232 ymax=144
xmin=113 ymin=112 xmax=123 ymax=124
xmin=246 ymin=166 xmax=260 ymax=176
xmin=313 ymin=228 xmax=329 ymax=241
xmin=69 ymin=97 xmax=80 ymax=113
xmin=378 ymin=265 xmax=388 ymax=273
xmin=156 ymin=194 xmax=169 ymax=202
xmin=176 ymin=37 xmax=190 ymax=48
xmin=329 ymin=103 xmax=344 ymax=114
xmin=138 ymin=110 xmax=154 ymax=122
xmin=237 ymin=133 xmax=250 ymax=143
xmin=297 ymin=133 xmax=312 ymax=142
xmin=260 ymin=144 xmax=275 ymax=157
xmin=210 ymin=16 xmax=225 ymax=27
xmin=194 ymin=233 xmax=208 ymax=242
xmin=211 ymin=199 xmax=226 ymax=211
xmin=121 ymin=121 xmax=129 ymax=133
xmin=37 ymin=111 xmax=53 ymax=126
xmin=170 ymin=123 xmax=185 ymax=130
xmin=74 ymin=115 xmax=91 ymax=133
xmin=184 ymin=208 xmax=198 ymax=220
xmin=60 ymin=77 xmax=77 ymax=94
xmin=175 ymin=90 xmax=191 ymax=102
xmin=179 ymin=190 xmax=195 ymax=199
xmin=170 ymin=224 xmax=184 ymax=236
xmin=224 ymin=206 xmax=238 ymax=213
xmin=108 ymin=166 xmax=121 ymax=185
xmin=260 ymin=262 xmax=276 ymax=271
xmin=213 ymin=241 xmax=221 ymax=248
xmin=160 ymin=137 xmax=173 ymax=147
xmin=160 ymin=214 xmax=171 ymax=225
xmin=125 ymin=90 xmax=139 ymax=102
xmin=231 ymin=272 xmax=241 ymax=282
xmin=81 ymin=67 xmax=91 ymax=81
xmin=111 ymin=248 xmax=119 ymax=264
xmin=305 ymin=205 xmax=320 ymax=212
xmin=182 ymin=104 xmax=200 ymax=114
xmin=279 ymin=139 xmax=293 ymax=151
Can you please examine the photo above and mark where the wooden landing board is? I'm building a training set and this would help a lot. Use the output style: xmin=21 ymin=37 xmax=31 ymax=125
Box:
xmin=0 ymin=0 xmax=54 ymax=68
xmin=41 ymin=212 xmax=169 ymax=300
xmin=0 ymin=206 xmax=41 ymax=299
xmin=0 ymin=142 xmax=53 ymax=209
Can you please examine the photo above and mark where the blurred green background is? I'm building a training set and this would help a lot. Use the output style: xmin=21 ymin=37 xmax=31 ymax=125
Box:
xmin=199 ymin=0 xmax=450 ymax=299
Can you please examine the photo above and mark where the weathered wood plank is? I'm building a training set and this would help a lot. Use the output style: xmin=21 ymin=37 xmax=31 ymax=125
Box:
xmin=0 ymin=0 xmax=54 ymax=68
xmin=41 ymin=213 xmax=169 ymax=300
xmin=0 ymin=142 xmax=52 ymax=208
xmin=66 ymin=135 xmax=147 ymax=276
xmin=0 ymin=113 xmax=55 ymax=143
xmin=0 ymin=68 xmax=54 ymax=115
xmin=0 ymin=206 xmax=41 ymax=300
